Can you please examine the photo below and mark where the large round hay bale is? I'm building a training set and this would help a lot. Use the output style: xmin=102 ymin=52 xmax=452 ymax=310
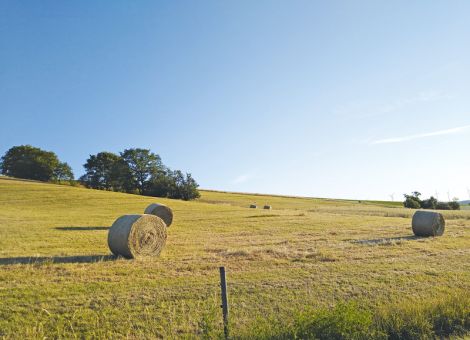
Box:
xmin=144 ymin=203 xmax=173 ymax=227
xmin=412 ymin=210 xmax=445 ymax=237
xmin=108 ymin=214 xmax=167 ymax=259
xmin=263 ymin=205 xmax=272 ymax=210
xmin=250 ymin=204 xmax=257 ymax=209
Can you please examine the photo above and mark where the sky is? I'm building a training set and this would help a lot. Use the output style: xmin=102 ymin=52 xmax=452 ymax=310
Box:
xmin=1 ymin=1 xmax=470 ymax=201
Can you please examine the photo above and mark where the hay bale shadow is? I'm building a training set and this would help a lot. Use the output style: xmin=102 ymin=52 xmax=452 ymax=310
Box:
xmin=55 ymin=226 xmax=109 ymax=231
xmin=0 ymin=254 xmax=117 ymax=265
xmin=352 ymin=235 xmax=426 ymax=245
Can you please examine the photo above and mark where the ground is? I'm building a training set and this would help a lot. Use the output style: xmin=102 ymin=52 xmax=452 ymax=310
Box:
xmin=0 ymin=177 xmax=469 ymax=338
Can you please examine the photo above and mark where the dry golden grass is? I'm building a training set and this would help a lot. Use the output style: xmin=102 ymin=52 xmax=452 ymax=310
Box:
xmin=0 ymin=177 xmax=469 ymax=338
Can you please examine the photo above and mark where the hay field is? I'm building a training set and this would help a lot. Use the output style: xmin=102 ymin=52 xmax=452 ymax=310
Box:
xmin=0 ymin=177 xmax=470 ymax=338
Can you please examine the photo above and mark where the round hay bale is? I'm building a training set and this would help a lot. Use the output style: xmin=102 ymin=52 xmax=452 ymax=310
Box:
xmin=108 ymin=214 xmax=167 ymax=259
xmin=144 ymin=203 xmax=173 ymax=227
xmin=263 ymin=205 xmax=272 ymax=210
xmin=412 ymin=210 xmax=445 ymax=237
xmin=250 ymin=204 xmax=257 ymax=209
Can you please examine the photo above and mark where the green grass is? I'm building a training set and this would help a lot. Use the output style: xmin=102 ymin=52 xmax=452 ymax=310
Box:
xmin=0 ymin=177 xmax=470 ymax=339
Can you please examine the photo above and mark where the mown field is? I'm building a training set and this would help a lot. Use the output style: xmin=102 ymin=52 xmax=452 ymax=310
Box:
xmin=0 ymin=177 xmax=470 ymax=339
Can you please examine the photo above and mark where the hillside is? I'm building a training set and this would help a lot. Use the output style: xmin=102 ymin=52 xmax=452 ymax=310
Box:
xmin=0 ymin=177 xmax=470 ymax=338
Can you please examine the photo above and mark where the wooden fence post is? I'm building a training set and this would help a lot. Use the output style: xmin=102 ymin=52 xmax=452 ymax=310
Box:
xmin=219 ymin=266 xmax=229 ymax=339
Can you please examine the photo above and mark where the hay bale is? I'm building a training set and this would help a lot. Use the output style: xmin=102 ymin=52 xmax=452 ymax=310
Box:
xmin=144 ymin=203 xmax=173 ymax=227
xmin=412 ymin=210 xmax=445 ymax=237
xmin=108 ymin=214 xmax=167 ymax=259
xmin=250 ymin=204 xmax=257 ymax=209
xmin=263 ymin=205 xmax=272 ymax=210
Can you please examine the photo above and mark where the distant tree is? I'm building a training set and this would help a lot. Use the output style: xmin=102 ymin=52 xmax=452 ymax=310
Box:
xmin=147 ymin=169 xmax=174 ymax=197
xmin=80 ymin=152 xmax=130 ymax=191
xmin=421 ymin=196 xmax=438 ymax=210
xmin=147 ymin=169 xmax=200 ymax=200
xmin=52 ymin=162 xmax=74 ymax=182
xmin=0 ymin=145 xmax=61 ymax=181
xmin=436 ymin=202 xmax=451 ymax=210
xmin=412 ymin=191 xmax=422 ymax=199
xmin=78 ymin=147 xmax=200 ymax=200
xmin=168 ymin=170 xmax=200 ymax=200
xmin=403 ymin=191 xmax=461 ymax=211
xmin=403 ymin=192 xmax=422 ymax=209
xmin=404 ymin=196 xmax=421 ymax=209
xmin=448 ymin=200 xmax=461 ymax=210
xmin=120 ymin=148 xmax=163 ymax=194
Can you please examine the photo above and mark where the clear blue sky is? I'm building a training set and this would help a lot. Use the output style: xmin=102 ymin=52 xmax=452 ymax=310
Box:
xmin=1 ymin=1 xmax=470 ymax=200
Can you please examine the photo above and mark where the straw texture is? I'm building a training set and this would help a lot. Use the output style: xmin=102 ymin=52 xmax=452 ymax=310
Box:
xmin=108 ymin=214 xmax=167 ymax=259
xmin=412 ymin=211 xmax=445 ymax=237
xmin=144 ymin=203 xmax=173 ymax=227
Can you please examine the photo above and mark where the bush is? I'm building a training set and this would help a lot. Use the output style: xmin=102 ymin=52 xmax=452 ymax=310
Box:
xmin=421 ymin=196 xmax=437 ymax=210
xmin=403 ymin=192 xmax=460 ymax=211
xmin=448 ymin=201 xmax=460 ymax=210
xmin=404 ymin=197 xmax=421 ymax=209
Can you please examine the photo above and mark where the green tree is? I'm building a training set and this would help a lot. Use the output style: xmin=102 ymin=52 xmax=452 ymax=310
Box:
xmin=168 ymin=170 xmax=200 ymax=200
xmin=80 ymin=152 xmax=130 ymax=191
xmin=421 ymin=196 xmax=438 ymax=209
xmin=147 ymin=169 xmax=200 ymax=200
xmin=120 ymin=148 xmax=162 ymax=194
xmin=52 ymin=162 xmax=74 ymax=182
xmin=403 ymin=192 xmax=422 ymax=209
xmin=448 ymin=200 xmax=461 ymax=210
xmin=1 ymin=145 xmax=60 ymax=181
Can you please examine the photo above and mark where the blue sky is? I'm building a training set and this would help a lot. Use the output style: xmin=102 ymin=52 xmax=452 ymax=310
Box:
xmin=1 ymin=1 xmax=470 ymax=200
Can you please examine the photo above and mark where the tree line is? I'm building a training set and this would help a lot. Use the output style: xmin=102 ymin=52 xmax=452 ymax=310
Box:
xmin=0 ymin=145 xmax=200 ymax=200
xmin=403 ymin=191 xmax=460 ymax=210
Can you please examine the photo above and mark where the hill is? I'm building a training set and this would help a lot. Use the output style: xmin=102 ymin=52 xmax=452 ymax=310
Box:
xmin=0 ymin=177 xmax=469 ymax=338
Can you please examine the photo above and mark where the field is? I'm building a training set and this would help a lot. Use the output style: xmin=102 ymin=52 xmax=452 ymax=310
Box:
xmin=1 ymin=177 xmax=470 ymax=338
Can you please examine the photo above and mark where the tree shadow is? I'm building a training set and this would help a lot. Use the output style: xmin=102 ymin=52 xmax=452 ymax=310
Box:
xmin=352 ymin=235 xmax=426 ymax=245
xmin=0 ymin=254 xmax=119 ymax=265
xmin=55 ymin=226 xmax=109 ymax=231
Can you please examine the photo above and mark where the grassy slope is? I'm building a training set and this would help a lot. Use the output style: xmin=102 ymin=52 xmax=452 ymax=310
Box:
xmin=0 ymin=177 xmax=469 ymax=338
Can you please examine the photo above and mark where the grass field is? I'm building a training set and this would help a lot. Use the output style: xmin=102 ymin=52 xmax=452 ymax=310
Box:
xmin=1 ymin=177 xmax=470 ymax=338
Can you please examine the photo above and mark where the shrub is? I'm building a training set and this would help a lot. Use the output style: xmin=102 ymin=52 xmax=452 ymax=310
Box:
xmin=421 ymin=196 xmax=437 ymax=210
xmin=404 ymin=197 xmax=421 ymax=209
xmin=448 ymin=201 xmax=460 ymax=210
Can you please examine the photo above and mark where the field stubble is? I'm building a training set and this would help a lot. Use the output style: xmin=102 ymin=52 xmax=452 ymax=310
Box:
xmin=0 ymin=178 xmax=469 ymax=338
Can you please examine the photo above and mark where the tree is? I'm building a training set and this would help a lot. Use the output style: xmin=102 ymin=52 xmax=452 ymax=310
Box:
xmin=80 ymin=152 xmax=130 ymax=191
xmin=52 ymin=162 xmax=74 ymax=182
xmin=449 ymin=200 xmax=461 ymax=210
xmin=403 ymin=192 xmax=422 ymax=209
xmin=421 ymin=196 xmax=437 ymax=210
xmin=404 ymin=196 xmax=421 ymax=209
xmin=120 ymin=148 xmax=163 ymax=194
xmin=167 ymin=170 xmax=200 ymax=200
xmin=1 ymin=145 xmax=60 ymax=181
xmin=147 ymin=169 xmax=200 ymax=200
xmin=147 ymin=169 xmax=174 ymax=197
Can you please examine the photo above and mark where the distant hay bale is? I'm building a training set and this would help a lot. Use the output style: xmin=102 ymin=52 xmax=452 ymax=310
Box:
xmin=144 ymin=203 xmax=173 ymax=227
xmin=263 ymin=205 xmax=272 ymax=210
xmin=250 ymin=204 xmax=257 ymax=209
xmin=412 ymin=211 xmax=445 ymax=237
xmin=108 ymin=214 xmax=167 ymax=259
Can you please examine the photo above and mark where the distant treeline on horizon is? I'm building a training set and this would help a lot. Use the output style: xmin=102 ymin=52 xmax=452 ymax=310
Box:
xmin=0 ymin=145 xmax=200 ymax=201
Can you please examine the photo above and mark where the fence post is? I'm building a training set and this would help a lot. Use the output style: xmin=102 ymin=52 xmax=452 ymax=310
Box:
xmin=219 ymin=266 xmax=229 ymax=339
